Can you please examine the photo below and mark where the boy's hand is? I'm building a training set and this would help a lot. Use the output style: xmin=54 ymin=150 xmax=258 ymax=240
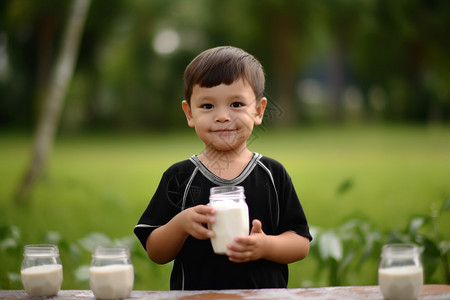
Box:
xmin=180 ymin=205 xmax=216 ymax=240
xmin=226 ymin=219 xmax=267 ymax=263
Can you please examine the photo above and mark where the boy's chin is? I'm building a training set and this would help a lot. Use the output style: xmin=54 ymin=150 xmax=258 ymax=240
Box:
xmin=204 ymin=141 xmax=241 ymax=153
xmin=210 ymin=145 xmax=236 ymax=152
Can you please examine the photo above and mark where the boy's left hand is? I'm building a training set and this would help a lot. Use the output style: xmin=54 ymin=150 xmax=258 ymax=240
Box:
xmin=226 ymin=219 xmax=267 ymax=263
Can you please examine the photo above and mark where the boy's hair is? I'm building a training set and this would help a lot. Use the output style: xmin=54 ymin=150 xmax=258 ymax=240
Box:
xmin=184 ymin=46 xmax=265 ymax=104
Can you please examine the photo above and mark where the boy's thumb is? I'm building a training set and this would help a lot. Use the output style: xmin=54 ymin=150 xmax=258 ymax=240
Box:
xmin=250 ymin=219 xmax=263 ymax=234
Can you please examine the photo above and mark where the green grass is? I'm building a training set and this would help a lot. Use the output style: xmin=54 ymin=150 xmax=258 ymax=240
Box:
xmin=1 ymin=125 xmax=449 ymax=290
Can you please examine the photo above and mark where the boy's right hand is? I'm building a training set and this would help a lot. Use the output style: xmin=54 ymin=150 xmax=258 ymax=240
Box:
xmin=180 ymin=205 xmax=216 ymax=240
xmin=146 ymin=204 xmax=216 ymax=264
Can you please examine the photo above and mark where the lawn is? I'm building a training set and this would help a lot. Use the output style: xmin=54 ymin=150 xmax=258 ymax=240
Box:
xmin=1 ymin=125 xmax=449 ymax=290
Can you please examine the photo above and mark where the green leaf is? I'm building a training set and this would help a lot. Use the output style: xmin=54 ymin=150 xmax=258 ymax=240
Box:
xmin=0 ymin=238 xmax=18 ymax=251
xmin=74 ymin=265 xmax=90 ymax=283
xmin=44 ymin=231 xmax=62 ymax=245
xmin=0 ymin=225 xmax=21 ymax=242
xmin=361 ymin=231 xmax=382 ymax=262
xmin=69 ymin=243 xmax=82 ymax=262
xmin=7 ymin=272 xmax=21 ymax=284
xmin=337 ymin=178 xmax=354 ymax=195
xmin=408 ymin=216 xmax=429 ymax=235
xmin=78 ymin=232 xmax=112 ymax=252
xmin=441 ymin=197 xmax=450 ymax=213
xmin=309 ymin=226 xmax=321 ymax=246
xmin=114 ymin=236 xmax=135 ymax=250
xmin=439 ymin=241 xmax=450 ymax=255
xmin=319 ymin=230 xmax=343 ymax=261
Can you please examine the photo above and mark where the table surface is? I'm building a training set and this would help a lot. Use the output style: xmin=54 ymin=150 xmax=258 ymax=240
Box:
xmin=1 ymin=285 xmax=449 ymax=300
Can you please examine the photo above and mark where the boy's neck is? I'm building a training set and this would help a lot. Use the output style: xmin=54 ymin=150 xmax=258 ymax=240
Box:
xmin=198 ymin=147 xmax=254 ymax=180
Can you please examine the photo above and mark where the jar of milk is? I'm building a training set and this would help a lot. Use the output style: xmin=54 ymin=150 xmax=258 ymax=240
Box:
xmin=21 ymin=244 xmax=63 ymax=297
xmin=89 ymin=246 xmax=134 ymax=300
xmin=378 ymin=243 xmax=423 ymax=300
xmin=208 ymin=186 xmax=249 ymax=254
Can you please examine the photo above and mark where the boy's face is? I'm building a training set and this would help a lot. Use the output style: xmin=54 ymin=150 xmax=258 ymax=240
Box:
xmin=182 ymin=79 xmax=266 ymax=153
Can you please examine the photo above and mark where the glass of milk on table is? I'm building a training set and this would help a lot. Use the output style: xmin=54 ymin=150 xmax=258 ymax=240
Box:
xmin=21 ymin=244 xmax=63 ymax=297
xmin=378 ymin=243 xmax=423 ymax=300
xmin=89 ymin=246 xmax=134 ymax=299
xmin=209 ymin=186 xmax=249 ymax=254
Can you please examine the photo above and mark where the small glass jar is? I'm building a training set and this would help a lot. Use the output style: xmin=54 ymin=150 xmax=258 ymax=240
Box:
xmin=21 ymin=244 xmax=63 ymax=297
xmin=378 ymin=243 xmax=423 ymax=300
xmin=208 ymin=186 xmax=249 ymax=254
xmin=89 ymin=246 xmax=134 ymax=299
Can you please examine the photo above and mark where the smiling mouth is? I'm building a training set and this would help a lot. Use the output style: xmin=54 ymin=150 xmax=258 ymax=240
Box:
xmin=212 ymin=129 xmax=237 ymax=134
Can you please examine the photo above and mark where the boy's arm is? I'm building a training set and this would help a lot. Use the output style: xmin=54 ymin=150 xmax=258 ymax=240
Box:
xmin=226 ymin=219 xmax=310 ymax=264
xmin=146 ymin=205 xmax=216 ymax=264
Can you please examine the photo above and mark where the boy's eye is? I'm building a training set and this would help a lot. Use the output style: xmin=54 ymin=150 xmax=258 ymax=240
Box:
xmin=231 ymin=102 xmax=243 ymax=108
xmin=202 ymin=104 xmax=213 ymax=109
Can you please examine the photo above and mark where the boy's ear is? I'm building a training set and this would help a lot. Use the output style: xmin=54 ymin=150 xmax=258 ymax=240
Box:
xmin=254 ymin=97 xmax=267 ymax=125
xmin=182 ymin=100 xmax=195 ymax=128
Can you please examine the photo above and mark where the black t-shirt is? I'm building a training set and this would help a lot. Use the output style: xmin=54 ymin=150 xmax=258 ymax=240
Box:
xmin=134 ymin=153 xmax=312 ymax=290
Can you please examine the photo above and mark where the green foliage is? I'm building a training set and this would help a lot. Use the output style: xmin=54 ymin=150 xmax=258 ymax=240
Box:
xmin=310 ymin=218 xmax=382 ymax=286
xmin=336 ymin=178 xmax=354 ymax=195
xmin=310 ymin=196 xmax=450 ymax=286
xmin=0 ymin=224 xmax=23 ymax=289
xmin=74 ymin=232 xmax=149 ymax=286
xmin=385 ymin=197 xmax=450 ymax=284
xmin=0 ymin=226 xmax=159 ymax=290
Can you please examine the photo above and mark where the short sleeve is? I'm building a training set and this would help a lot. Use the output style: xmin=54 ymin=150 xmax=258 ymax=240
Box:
xmin=260 ymin=156 xmax=312 ymax=241
xmin=278 ymin=170 xmax=312 ymax=241
xmin=134 ymin=161 xmax=196 ymax=250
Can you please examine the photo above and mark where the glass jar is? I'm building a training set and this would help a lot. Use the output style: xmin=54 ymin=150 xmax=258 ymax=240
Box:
xmin=89 ymin=246 xmax=134 ymax=299
xmin=21 ymin=244 xmax=63 ymax=297
xmin=378 ymin=243 xmax=423 ymax=300
xmin=208 ymin=186 xmax=249 ymax=254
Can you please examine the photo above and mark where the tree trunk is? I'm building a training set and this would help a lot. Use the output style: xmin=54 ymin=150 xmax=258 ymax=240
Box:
xmin=269 ymin=14 xmax=299 ymax=126
xmin=15 ymin=0 xmax=91 ymax=203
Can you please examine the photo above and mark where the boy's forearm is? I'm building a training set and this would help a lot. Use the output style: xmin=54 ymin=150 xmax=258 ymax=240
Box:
xmin=263 ymin=232 xmax=310 ymax=264
xmin=146 ymin=214 xmax=189 ymax=264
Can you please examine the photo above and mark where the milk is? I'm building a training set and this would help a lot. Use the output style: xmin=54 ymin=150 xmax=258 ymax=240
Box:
xmin=21 ymin=264 xmax=63 ymax=297
xmin=378 ymin=266 xmax=423 ymax=300
xmin=210 ymin=199 xmax=249 ymax=254
xmin=90 ymin=264 xmax=134 ymax=299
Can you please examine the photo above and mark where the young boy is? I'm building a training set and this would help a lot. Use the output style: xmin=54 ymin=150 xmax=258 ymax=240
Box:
xmin=134 ymin=46 xmax=312 ymax=290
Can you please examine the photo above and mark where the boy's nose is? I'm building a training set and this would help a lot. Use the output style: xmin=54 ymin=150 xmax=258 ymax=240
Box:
xmin=214 ymin=107 xmax=231 ymax=123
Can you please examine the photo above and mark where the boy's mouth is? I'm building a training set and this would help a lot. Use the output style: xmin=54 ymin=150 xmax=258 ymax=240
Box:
xmin=212 ymin=128 xmax=237 ymax=134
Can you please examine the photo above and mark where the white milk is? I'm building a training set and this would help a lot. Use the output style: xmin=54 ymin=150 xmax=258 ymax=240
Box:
xmin=210 ymin=200 xmax=249 ymax=254
xmin=21 ymin=264 xmax=63 ymax=297
xmin=90 ymin=264 xmax=134 ymax=299
xmin=378 ymin=266 xmax=423 ymax=300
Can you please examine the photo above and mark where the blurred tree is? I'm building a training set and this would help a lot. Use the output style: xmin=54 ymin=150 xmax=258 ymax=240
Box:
xmin=192 ymin=0 xmax=318 ymax=126
xmin=351 ymin=0 xmax=450 ymax=122
xmin=319 ymin=0 xmax=375 ymax=122
xmin=1 ymin=0 xmax=71 ymax=128
xmin=1 ymin=0 xmax=449 ymax=133
xmin=15 ymin=0 xmax=91 ymax=201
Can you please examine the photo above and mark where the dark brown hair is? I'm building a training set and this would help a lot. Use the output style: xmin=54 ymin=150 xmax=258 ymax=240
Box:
xmin=183 ymin=46 xmax=265 ymax=104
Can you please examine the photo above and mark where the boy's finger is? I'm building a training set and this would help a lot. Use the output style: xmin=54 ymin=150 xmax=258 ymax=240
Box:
xmin=195 ymin=213 xmax=215 ymax=225
xmin=195 ymin=204 xmax=216 ymax=215
xmin=251 ymin=219 xmax=263 ymax=234
xmin=193 ymin=225 xmax=215 ymax=239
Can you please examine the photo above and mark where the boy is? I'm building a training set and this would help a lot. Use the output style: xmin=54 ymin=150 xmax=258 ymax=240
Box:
xmin=134 ymin=46 xmax=312 ymax=290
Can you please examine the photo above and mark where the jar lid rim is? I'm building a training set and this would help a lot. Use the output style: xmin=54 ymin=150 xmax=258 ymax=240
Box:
xmin=24 ymin=244 xmax=59 ymax=256
xmin=381 ymin=243 xmax=421 ymax=255
xmin=92 ymin=246 xmax=130 ymax=258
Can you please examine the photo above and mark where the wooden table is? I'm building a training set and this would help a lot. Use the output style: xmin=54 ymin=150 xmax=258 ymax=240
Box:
xmin=1 ymin=285 xmax=449 ymax=299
